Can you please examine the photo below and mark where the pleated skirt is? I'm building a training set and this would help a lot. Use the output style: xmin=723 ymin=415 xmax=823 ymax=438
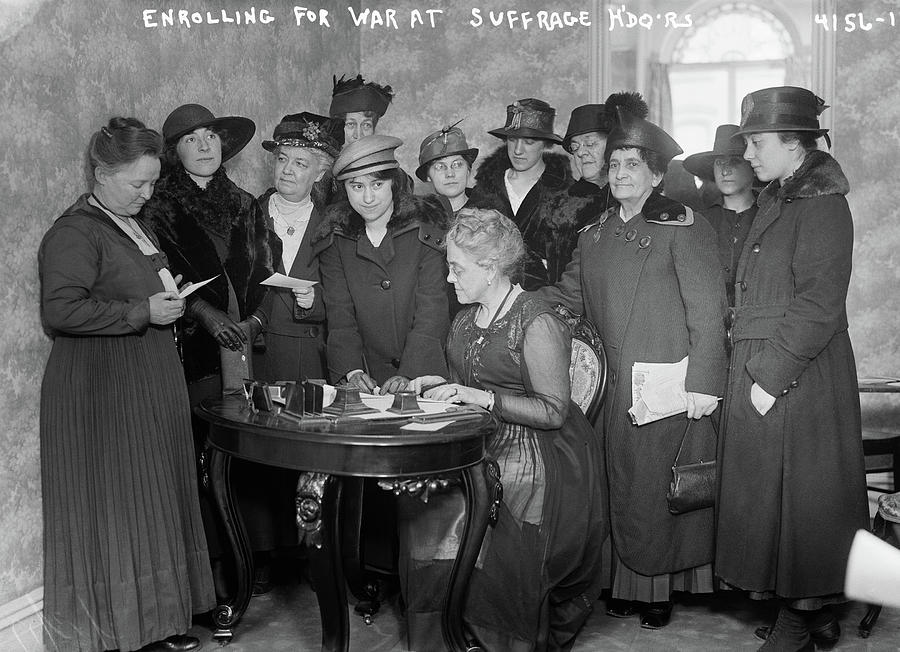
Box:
xmin=41 ymin=329 xmax=215 ymax=652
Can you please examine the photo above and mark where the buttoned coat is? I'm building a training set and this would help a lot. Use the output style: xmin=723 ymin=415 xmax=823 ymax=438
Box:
xmin=468 ymin=147 xmax=605 ymax=290
xmin=538 ymin=192 xmax=727 ymax=575
xmin=313 ymin=193 xmax=450 ymax=384
xmin=716 ymin=150 xmax=869 ymax=598
xmin=255 ymin=187 xmax=328 ymax=382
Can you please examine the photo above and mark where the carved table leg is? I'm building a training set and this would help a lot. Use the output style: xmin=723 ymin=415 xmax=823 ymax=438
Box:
xmin=207 ymin=447 xmax=254 ymax=645
xmin=442 ymin=459 xmax=502 ymax=652
xmin=297 ymin=472 xmax=349 ymax=652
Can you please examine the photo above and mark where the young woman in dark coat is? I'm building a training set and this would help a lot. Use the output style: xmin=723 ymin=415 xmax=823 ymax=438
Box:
xmin=313 ymin=135 xmax=450 ymax=393
xmin=716 ymin=87 xmax=869 ymax=652
xmin=468 ymin=98 xmax=602 ymax=290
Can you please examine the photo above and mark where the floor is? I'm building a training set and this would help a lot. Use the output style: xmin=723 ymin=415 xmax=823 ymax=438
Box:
xmin=186 ymin=579 xmax=900 ymax=652
xmin=186 ymin=477 xmax=900 ymax=651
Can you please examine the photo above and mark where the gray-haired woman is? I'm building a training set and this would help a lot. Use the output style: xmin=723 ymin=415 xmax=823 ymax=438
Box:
xmin=404 ymin=207 xmax=607 ymax=651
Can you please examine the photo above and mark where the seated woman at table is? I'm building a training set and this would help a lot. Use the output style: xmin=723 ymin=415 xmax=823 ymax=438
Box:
xmin=313 ymin=134 xmax=450 ymax=393
xmin=404 ymin=207 xmax=608 ymax=652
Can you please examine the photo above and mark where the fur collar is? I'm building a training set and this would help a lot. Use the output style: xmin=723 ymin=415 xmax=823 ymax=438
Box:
xmin=313 ymin=192 xmax=446 ymax=244
xmin=760 ymin=150 xmax=849 ymax=206
xmin=146 ymin=164 xmax=250 ymax=240
xmin=473 ymin=145 xmax=572 ymax=196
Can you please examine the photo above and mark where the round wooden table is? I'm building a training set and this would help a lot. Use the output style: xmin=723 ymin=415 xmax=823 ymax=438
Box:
xmin=195 ymin=397 xmax=497 ymax=652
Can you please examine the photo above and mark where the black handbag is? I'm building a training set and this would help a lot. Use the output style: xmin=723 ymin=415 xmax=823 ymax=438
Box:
xmin=666 ymin=419 xmax=716 ymax=515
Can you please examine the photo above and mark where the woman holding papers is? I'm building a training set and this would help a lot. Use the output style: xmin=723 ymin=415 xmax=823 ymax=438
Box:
xmin=716 ymin=87 xmax=868 ymax=652
xmin=254 ymin=112 xmax=343 ymax=382
xmin=142 ymin=103 xmax=273 ymax=599
xmin=404 ymin=208 xmax=607 ymax=651
xmin=538 ymin=109 xmax=727 ymax=629
xmin=313 ymin=134 xmax=450 ymax=393
xmin=39 ymin=118 xmax=213 ymax=651
xmin=142 ymin=103 xmax=272 ymax=400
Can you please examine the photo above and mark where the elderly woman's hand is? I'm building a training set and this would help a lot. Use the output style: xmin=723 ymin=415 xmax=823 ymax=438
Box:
xmin=425 ymin=383 xmax=494 ymax=409
xmin=149 ymin=291 xmax=185 ymax=326
xmin=686 ymin=392 xmax=720 ymax=419
xmin=292 ymin=286 xmax=315 ymax=310
xmin=409 ymin=375 xmax=447 ymax=396
xmin=750 ymin=382 xmax=776 ymax=416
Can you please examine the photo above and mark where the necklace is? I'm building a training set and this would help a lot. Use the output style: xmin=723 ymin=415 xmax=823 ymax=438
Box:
xmin=466 ymin=284 xmax=516 ymax=387
xmin=475 ymin=284 xmax=515 ymax=345
xmin=91 ymin=193 xmax=144 ymax=241
xmin=271 ymin=194 xmax=310 ymax=237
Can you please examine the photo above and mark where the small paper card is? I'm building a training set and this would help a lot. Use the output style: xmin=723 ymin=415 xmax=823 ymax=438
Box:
xmin=179 ymin=275 xmax=219 ymax=299
xmin=261 ymin=273 xmax=318 ymax=290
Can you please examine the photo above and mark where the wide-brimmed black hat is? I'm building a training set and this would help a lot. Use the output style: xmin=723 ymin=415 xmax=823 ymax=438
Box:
xmin=562 ymin=91 xmax=649 ymax=153
xmin=162 ymin=103 xmax=255 ymax=162
xmin=333 ymin=134 xmax=402 ymax=181
xmin=734 ymin=86 xmax=829 ymax=138
xmin=488 ymin=98 xmax=562 ymax=143
xmin=329 ymin=74 xmax=394 ymax=118
xmin=262 ymin=112 xmax=344 ymax=159
xmin=416 ymin=124 xmax=479 ymax=181
xmin=683 ymin=124 xmax=748 ymax=182
xmin=606 ymin=107 xmax=683 ymax=167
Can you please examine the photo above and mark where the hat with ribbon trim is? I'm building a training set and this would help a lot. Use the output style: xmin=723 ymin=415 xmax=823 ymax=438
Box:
xmin=734 ymin=86 xmax=830 ymax=143
xmin=332 ymin=134 xmax=402 ymax=181
xmin=488 ymin=98 xmax=562 ymax=143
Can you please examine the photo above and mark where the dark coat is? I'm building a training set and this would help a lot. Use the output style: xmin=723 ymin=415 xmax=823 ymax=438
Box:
xmin=254 ymin=187 xmax=328 ymax=382
xmin=312 ymin=193 xmax=450 ymax=384
xmin=700 ymin=202 xmax=759 ymax=307
xmin=142 ymin=165 xmax=272 ymax=383
xmin=538 ymin=192 xmax=728 ymax=575
xmin=468 ymin=147 xmax=605 ymax=290
xmin=716 ymin=150 xmax=869 ymax=598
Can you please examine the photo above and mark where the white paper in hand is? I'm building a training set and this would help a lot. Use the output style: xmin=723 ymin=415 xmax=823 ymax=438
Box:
xmin=179 ymin=275 xmax=219 ymax=299
xmin=261 ymin=273 xmax=318 ymax=290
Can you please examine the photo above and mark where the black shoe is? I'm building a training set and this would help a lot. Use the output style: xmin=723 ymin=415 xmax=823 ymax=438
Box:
xmin=139 ymin=635 xmax=200 ymax=651
xmin=755 ymin=610 xmax=840 ymax=650
xmin=605 ymin=598 xmax=637 ymax=618
xmin=640 ymin=601 xmax=673 ymax=629
xmin=757 ymin=608 xmax=813 ymax=652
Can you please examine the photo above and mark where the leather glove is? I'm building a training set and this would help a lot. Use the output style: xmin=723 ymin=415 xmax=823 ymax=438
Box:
xmin=186 ymin=297 xmax=247 ymax=351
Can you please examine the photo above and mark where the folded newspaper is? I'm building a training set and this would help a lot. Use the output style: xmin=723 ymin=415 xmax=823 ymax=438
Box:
xmin=628 ymin=356 xmax=689 ymax=426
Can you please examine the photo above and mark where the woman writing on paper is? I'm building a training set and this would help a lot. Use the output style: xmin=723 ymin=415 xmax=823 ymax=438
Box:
xmin=313 ymin=135 xmax=450 ymax=394
xmin=405 ymin=207 xmax=607 ymax=651
xmin=538 ymin=109 xmax=727 ymax=629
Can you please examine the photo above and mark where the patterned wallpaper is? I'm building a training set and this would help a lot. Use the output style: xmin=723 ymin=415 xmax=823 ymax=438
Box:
xmin=836 ymin=0 xmax=900 ymax=426
xmin=0 ymin=0 xmax=358 ymax=606
xmin=1 ymin=0 xmax=898 ymax=611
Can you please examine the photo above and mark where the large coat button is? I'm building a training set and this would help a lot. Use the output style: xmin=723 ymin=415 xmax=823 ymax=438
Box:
xmin=381 ymin=279 xmax=392 ymax=290
xmin=752 ymin=243 xmax=761 ymax=253
xmin=740 ymin=281 xmax=747 ymax=291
